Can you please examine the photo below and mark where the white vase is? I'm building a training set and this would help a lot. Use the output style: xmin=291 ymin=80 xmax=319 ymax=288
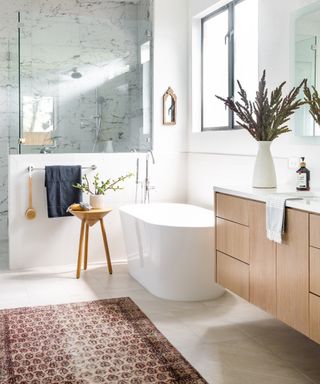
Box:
xmin=89 ymin=194 xmax=105 ymax=209
xmin=252 ymin=141 xmax=277 ymax=188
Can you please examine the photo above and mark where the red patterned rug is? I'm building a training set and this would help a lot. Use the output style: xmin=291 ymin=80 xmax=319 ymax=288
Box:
xmin=0 ymin=297 xmax=207 ymax=383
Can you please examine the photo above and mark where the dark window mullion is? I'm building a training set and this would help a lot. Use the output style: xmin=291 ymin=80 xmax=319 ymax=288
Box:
xmin=228 ymin=2 xmax=235 ymax=129
xmin=201 ymin=18 xmax=204 ymax=133
xmin=201 ymin=1 xmax=243 ymax=131
xmin=200 ymin=0 xmax=253 ymax=132
xmin=201 ymin=5 xmax=229 ymax=131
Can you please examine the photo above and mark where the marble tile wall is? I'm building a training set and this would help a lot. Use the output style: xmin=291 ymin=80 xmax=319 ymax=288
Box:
xmin=17 ymin=0 xmax=152 ymax=154
xmin=0 ymin=8 xmax=18 ymax=240
xmin=0 ymin=0 xmax=153 ymax=241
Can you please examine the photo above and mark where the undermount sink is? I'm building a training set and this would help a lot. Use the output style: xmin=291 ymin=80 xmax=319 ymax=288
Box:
xmin=282 ymin=191 xmax=320 ymax=199
xmin=302 ymin=196 xmax=320 ymax=202
xmin=291 ymin=191 xmax=317 ymax=197
xmin=276 ymin=191 xmax=320 ymax=202
xmin=292 ymin=192 xmax=320 ymax=202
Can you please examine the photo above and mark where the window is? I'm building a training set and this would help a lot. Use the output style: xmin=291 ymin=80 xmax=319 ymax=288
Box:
xmin=201 ymin=0 xmax=258 ymax=131
xmin=22 ymin=96 xmax=54 ymax=145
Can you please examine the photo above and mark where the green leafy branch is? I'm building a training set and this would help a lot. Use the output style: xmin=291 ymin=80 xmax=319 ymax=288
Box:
xmin=73 ymin=172 xmax=134 ymax=195
xmin=216 ymin=70 xmax=306 ymax=141
xmin=303 ymin=84 xmax=320 ymax=126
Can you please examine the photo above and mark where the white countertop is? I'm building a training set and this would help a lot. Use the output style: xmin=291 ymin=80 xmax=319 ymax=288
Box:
xmin=214 ymin=185 xmax=320 ymax=214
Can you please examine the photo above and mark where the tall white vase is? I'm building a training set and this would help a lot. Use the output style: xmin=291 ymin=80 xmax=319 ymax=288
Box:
xmin=252 ymin=141 xmax=277 ymax=188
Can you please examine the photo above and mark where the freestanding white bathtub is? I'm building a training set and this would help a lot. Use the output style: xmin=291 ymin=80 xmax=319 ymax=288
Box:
xmin=119 ymin=203 xmax=225 ymax=301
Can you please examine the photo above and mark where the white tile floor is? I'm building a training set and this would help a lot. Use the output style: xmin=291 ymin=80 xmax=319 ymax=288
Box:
xmin=0 ymin=260 xmax=320 ymax=384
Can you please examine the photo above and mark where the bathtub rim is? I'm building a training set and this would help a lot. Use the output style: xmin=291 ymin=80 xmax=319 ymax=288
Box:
xmin=119 ymin=203 xmax=214 ymax=229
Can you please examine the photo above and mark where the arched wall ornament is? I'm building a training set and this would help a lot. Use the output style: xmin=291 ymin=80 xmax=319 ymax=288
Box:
xmin=163 ymin=87 xmax=177 ymax=125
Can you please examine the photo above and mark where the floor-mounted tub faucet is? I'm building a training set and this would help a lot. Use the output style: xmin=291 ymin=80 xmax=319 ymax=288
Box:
xmin=134 ymin=150 xmax=156 ymax=203
xmin=135 ymin=157 xmax=144 ymax=204
xmin=144 ymin=150 xmax=155 ymax=204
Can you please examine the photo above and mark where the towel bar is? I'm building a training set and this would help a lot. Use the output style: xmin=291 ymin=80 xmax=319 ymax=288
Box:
xmin=27 ymin=165 xmax=97 ymax=173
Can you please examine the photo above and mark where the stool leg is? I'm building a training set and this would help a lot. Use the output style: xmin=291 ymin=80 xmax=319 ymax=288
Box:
xmin=84 ymin=223 xmax=89 ymax=270
xmin=99 ymin=218 xmax=113 ymax=274
xmin=76 ymin=219 xmax=86 ymax=279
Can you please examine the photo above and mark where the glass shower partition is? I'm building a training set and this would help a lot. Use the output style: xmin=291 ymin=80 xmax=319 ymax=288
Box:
xmin=13 ymin=0 xmax=153 ymax=154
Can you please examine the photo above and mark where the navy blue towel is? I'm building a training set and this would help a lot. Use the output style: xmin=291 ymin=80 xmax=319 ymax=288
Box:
xmin=45 ymin=165 xmax=82 ymax=218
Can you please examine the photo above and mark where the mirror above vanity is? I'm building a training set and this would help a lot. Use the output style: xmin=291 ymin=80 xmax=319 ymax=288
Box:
xmin=295 ymin=2 xmax=320 ymax=137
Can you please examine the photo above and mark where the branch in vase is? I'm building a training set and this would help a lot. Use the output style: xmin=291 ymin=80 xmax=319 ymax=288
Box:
xmin=216 ymin=70 xmax=306 ymax=141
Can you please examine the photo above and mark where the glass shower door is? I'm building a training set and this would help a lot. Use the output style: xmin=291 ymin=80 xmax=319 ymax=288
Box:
xmin=15 ymin=0 xmax=153 ymax=154
xmin=18 ymin=14 xmax=85 ymax=154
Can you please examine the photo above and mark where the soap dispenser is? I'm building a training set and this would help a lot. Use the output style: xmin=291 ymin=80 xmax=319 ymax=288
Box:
xmin=296 ymin=157 xmax=310 ymax=191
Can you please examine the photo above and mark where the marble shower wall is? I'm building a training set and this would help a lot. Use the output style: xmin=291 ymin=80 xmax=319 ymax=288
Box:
xmin=0 ymin=6 xmax=18 ymax=241
xmin=0 ymin=0 xmax=153 ymax=241
xmin=12 ymin=0 xmax=153 ymax=155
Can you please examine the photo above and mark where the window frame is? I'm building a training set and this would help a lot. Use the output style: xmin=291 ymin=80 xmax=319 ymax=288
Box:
xmin=201 ymin=0 xmax=246 ymax=132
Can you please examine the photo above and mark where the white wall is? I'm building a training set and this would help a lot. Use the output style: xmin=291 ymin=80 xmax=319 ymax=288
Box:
xmin=9 ymin=152 xmax=187 ymax=269
xmin=153 ymin=0 xmax=188 ymax=153
xmin=8 ymin=0 xmax=189 ymax=269
xmin=187 ymin=0 xmax=320 ymax=207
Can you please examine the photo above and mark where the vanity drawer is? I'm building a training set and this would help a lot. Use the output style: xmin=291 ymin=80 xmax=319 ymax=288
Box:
xmin=310 ymin=293 xmax=320 ymax=344
xmin=217 ymin=251 xmax=249 ymax=300
xmin=216 ymin=218 xmax=250 ymax=264
xmin=310 ymin=214 xmax=320 ymax=249
xmin=310 ymin=247 xmax=320 ymax=296
xmin=216 ymin=193 xmax=249 ymax=226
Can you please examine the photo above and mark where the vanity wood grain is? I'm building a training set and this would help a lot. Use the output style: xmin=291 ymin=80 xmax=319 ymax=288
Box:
xmin=216 ymin=251 xmax=249 ymax=301
xmin=310 ymin=293 xmax=320 ymax=344
xmin=216 ymin=193 xmax=249 ymax=226
xmin=216 ymin=218 xmax=249 ymax=264
xmin=214 ymin=191 xmax=320 ymax=342
xmin=310 ymin=247 xmax=320 ymax=297
xmin=310 ymin=214 xmax=320 ymax=249
xmin=248 ymin=201 xmax=277 ymax=316
xmin=276 ymin=209 xmax=309 ymax=336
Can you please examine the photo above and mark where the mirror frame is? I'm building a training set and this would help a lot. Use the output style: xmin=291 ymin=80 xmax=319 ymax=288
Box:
xmin=291 ymin=1 xmax=320 ymax=139
xmin=163 ymin=87 xmax=177 ymax=126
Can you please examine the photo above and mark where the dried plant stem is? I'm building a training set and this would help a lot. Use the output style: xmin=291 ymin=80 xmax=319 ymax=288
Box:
xmin=216 ymin=71 xmax=305 ymax=141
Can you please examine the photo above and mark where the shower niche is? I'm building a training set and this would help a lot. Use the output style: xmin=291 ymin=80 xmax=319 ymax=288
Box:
xmin=14 ymin=0 xmax=153 ymax=154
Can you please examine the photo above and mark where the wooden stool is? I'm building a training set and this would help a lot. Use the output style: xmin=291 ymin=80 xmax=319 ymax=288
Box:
xmin=70 ymin=209 xmax=113 ymax=279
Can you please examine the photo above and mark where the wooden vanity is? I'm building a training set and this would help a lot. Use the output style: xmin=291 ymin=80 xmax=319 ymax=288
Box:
xmin=215 ymin=190 xmax=320 ymax=344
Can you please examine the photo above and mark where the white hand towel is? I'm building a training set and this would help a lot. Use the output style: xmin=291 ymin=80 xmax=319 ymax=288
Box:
xmin=266 ymin=194 xmax=302 ymax=244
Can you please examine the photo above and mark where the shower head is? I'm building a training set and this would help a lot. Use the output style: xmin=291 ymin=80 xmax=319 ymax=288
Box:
xmin=71 ymin=67 xmax=82 ymax=79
